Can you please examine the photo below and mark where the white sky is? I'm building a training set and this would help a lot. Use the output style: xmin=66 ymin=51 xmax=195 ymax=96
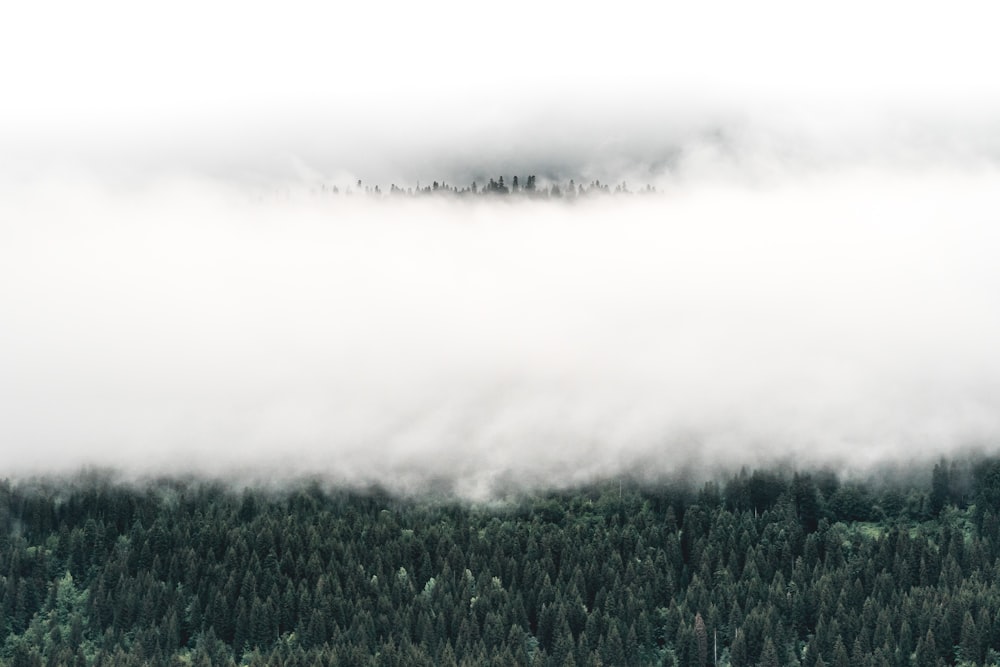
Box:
xmin=3 ymin=2 xmax=999 ymax=182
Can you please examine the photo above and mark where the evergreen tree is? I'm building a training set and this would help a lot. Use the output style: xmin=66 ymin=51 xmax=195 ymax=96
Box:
xmin=694 ymin=612 xmax=708 ymax=667
xmin=758 ymin=637 xmax=779 ymax=667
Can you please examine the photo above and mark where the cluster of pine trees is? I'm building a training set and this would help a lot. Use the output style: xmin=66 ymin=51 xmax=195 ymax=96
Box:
xmin=2 ymin=457 xmax=1000 ymax=666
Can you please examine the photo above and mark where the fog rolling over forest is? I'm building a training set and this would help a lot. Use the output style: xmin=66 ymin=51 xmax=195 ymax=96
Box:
xmin=3 ymin=161 xmax=1000 ymax=495
xmin=4 ymin=2 xmax=1000 ymax=495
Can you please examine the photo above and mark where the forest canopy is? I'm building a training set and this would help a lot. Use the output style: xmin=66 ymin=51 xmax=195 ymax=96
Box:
xmin=3 ymin=457 xmax=1000 ymax=666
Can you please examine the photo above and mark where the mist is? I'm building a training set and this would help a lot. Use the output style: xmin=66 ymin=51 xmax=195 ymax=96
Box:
xmin=2 ymin=161 xmax=1000 ymax=497
xmin=4 ymin=2 xmax=1000 ymax=188
xmin=4 ymin=1 xmax=1000 ymax=495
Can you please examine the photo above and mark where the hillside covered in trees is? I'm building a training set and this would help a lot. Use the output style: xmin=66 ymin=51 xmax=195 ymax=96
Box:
xmin=4 ymin=457 xmax=1000 ymax=666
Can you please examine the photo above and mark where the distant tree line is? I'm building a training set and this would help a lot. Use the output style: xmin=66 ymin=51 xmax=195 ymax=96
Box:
xmin=312 ymin=176 xmax=657 ymax=199
xmin=2 ymin=456 xmax=1000 ymax=665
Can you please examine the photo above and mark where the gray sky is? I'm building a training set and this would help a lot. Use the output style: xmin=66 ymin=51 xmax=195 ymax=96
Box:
xmin=2 ymin=2 xmax=1000 ymax=494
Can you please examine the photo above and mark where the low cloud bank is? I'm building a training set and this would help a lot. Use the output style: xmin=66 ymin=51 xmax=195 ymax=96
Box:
xmin=3 ymin=165 xmax=1000 ymax=496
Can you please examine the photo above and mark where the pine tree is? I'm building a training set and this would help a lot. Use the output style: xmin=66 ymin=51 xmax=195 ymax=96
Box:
xmin=730 ymin=630 xmax=748 ymax=667
xmin=915 ymin=629 xmax=936 ymax=667
xmin=694 ymin=613 xmax=708 ymax=667
xmin=960 ymin=610 xmax=979 ymax=664
xmin=758 ymin=638 xmax=779 ymax=667
xmin=831 ymin=636 xmax=849 ymax=667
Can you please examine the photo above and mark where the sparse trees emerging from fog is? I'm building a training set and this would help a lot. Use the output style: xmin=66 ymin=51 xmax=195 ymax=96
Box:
xmin=317 ymin=175 xmax=655 ymax=200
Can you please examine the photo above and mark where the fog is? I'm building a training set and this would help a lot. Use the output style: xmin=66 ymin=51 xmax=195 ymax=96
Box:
xmin=4 ymin=1 xmax=1000 ymax=495
xmin=2 ymin=162 xmax=1000 ymax=496
xmin=4 ymin=2 xmax=1000 ymax=187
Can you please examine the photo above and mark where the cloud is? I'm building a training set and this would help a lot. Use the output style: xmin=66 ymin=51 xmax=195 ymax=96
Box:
xmin=3 ymin=163 xmax=1000 ymax=496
